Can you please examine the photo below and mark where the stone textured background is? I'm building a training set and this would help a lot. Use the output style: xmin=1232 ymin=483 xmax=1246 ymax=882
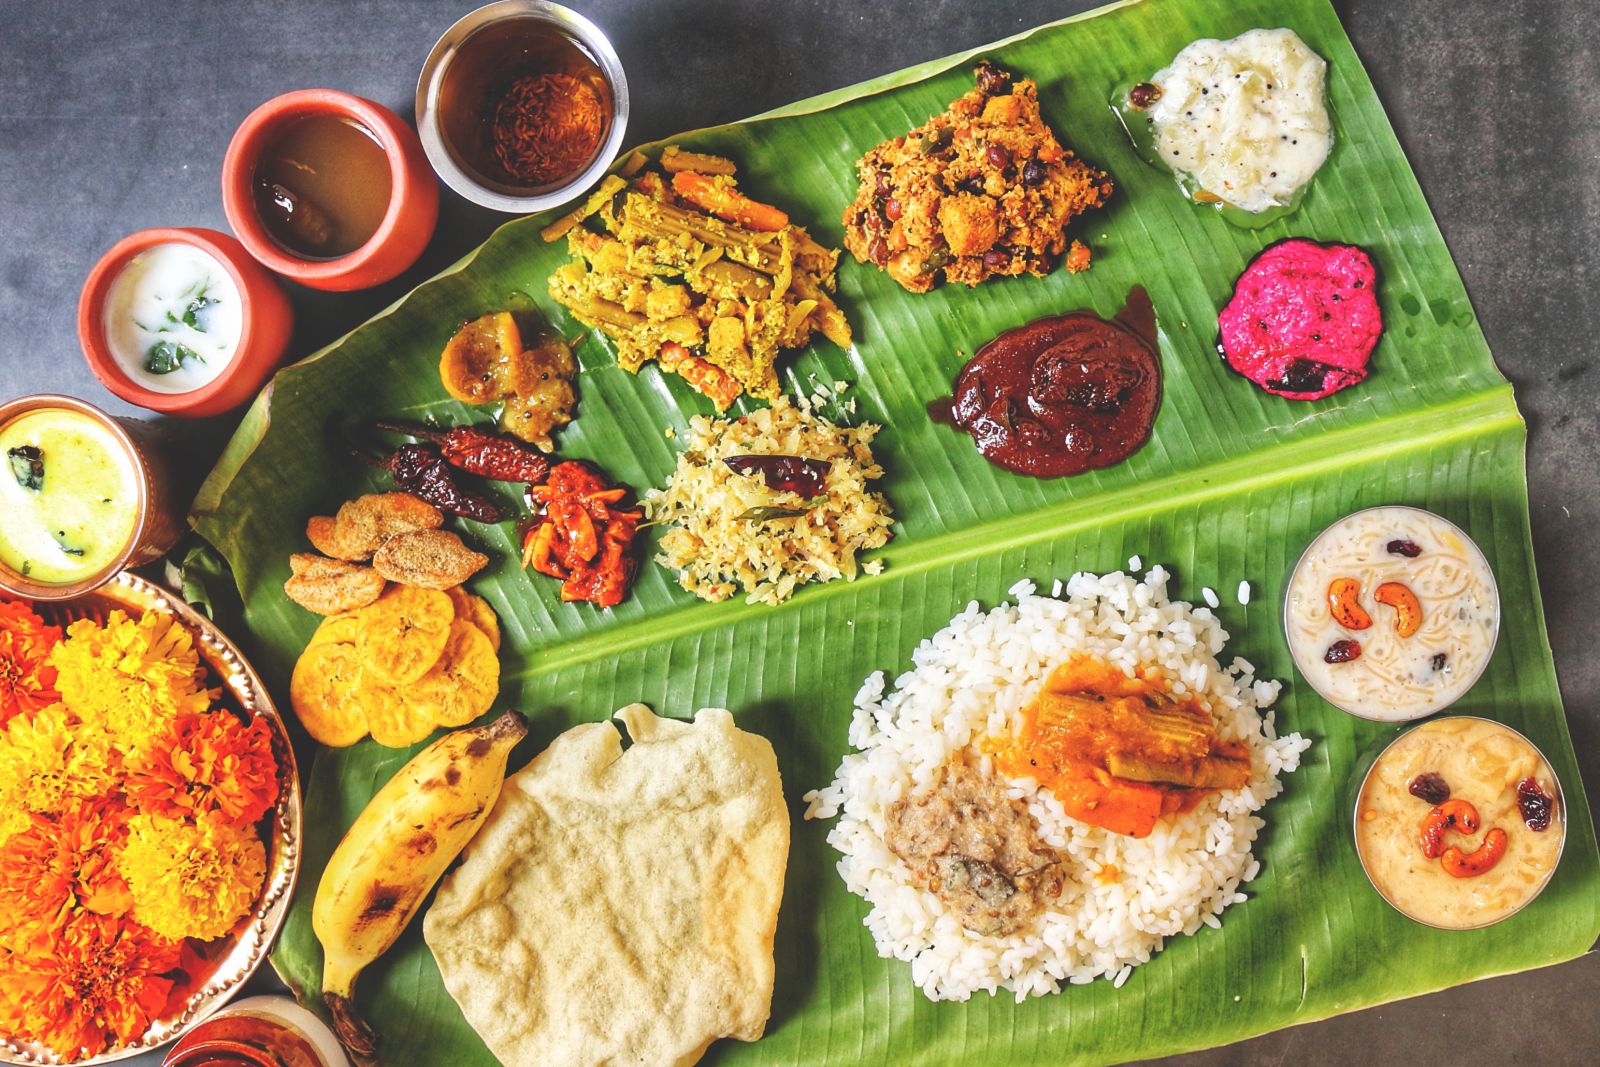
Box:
xmin=1 ymin=1 xmax=1594 ymax=1063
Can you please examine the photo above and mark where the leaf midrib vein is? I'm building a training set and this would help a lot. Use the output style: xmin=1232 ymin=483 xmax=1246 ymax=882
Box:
xmin=513 ymin=385 xmax=1520 ymax=681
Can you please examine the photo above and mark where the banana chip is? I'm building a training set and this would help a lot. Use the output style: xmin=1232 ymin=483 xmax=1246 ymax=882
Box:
xmin=355 ymin=585 xmax=455 ymax=684
xmin=289 ymin=583 xmax=503 ymax=748
xmin=363 ymin=682 xmax=438 ymax=748
xmin=410 ymin=621 xmax=501 ymax=728
xmin=289 ymin=641 xmax=371 ymax=747
xmin=447 ymin=587 xmax=501 ymax=651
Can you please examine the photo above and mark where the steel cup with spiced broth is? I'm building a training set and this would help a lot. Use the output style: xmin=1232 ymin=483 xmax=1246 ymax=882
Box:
xmin=416 ymin=1 xmax=629 ymax=213
xmin=0 ymin=395 xmax=185 ymax=601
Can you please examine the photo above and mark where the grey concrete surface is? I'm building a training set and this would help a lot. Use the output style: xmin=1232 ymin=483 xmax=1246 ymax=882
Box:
xmin=1 ymin=1 xmax=1594 ymax=1064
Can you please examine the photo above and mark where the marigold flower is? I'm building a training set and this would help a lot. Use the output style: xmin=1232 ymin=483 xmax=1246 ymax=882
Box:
xmin=0 ymin=798 xmax=132 ymax=951
xmin=0 ymin=910 xmax=179 ymax=1061
xmin=0 ymin=598 xmax=61 ymax=726
xmin=126 ymin=711 xmax=281 ymax=828
xmin=119 ymin=810 xmax=266 ymax=942
xmin=0 ymin=700 xmax=115 ymax=827
xmin=50 ymin=610 xmax=215 ymax=757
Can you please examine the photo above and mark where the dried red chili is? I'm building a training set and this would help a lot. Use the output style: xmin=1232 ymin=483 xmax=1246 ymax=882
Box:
xmin=377 ymin=443 xmax=505 ymax=524
xmin=491 ymin=72 xmax=605 ymax=186
xmin=377 ymin=420 xmax=550 ymax=484
xmin=521 ymin=461 xmax=641 ymax=608
xmin=723 ymin=454 xmax=831 ymax=498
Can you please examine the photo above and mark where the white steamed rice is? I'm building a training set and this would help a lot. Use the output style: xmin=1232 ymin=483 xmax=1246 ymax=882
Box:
xmin=802 ymin=565 xmax=1310 ymax=1002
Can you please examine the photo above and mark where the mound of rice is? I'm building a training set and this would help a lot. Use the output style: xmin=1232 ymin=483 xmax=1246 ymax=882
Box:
xmin=644 ymin=396 xmax=893 ymax=605
xmin=803 ymin=566 xmax=1310 ymax=1001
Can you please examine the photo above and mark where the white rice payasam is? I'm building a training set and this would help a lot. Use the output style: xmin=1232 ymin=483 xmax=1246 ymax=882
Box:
xmin=1284 ymin=505 xmax=1498 ymax=721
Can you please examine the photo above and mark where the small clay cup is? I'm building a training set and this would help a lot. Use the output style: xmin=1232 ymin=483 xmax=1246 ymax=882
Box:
xmin=222 ymin=89 xmax=439 ymax=291
xmin=78 ymin=227 xmax=294 ymax=417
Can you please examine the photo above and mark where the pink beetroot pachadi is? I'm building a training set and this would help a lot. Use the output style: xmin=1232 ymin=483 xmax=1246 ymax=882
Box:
xmin=1217 ymin=238 xmax=1382 ymax=400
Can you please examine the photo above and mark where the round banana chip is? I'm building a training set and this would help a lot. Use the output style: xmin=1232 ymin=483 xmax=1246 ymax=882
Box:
xmin=411 ymin=621 xmax=502 ymax=728
xmin=446 ymin=586 xmax=501 ymax=652
xmin=308 ymin=612 xmax=362 ymax=649
xmin=363 ymin=680 xmax=440 ymax=748
xmin=355 ymin=585 xmax=455 ymax=684
xmin=289 ymin=641 xmax=371 ymax=747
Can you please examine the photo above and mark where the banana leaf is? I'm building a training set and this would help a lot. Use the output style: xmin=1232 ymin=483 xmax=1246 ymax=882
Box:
xmin=193 ymin=0 xmax=1600 ymax=1062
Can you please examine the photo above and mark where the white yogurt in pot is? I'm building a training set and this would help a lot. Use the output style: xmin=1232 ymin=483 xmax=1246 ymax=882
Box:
xmin=102 ymin=242 xmax=243 ymax=393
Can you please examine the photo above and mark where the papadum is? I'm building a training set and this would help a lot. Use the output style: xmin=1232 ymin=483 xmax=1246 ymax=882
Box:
xmin=423 ymin=704 xmax=790 ymax=1067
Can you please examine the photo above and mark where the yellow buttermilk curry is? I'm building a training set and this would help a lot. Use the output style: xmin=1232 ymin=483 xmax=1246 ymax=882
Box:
xmin=992 ymin=657 xmax=1252 ymax=838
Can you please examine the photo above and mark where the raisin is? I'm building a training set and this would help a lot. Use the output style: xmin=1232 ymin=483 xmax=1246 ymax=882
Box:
xmin=1431 ymin=652 xmax=1447 ymax=671
xmin=975 ymin=61 xmax=1012 ymax=96
xmin=1387 ymin=538 xmax=1423 ymax=558
xmin=1408 ymin=772 xmax=1450 ymax=806
xmin=1021 ymin=160 xmax=1046 ymax=186
xmin=1517 ymin=777 xmax=1554 ymax=831
xmin=1128 ymin=81 xmax=1163 ymax=109
xmin=1324 ymin=639 xmax=1362 ymax=664
xmin=986 ymin=144 xmax=1012 ymax=169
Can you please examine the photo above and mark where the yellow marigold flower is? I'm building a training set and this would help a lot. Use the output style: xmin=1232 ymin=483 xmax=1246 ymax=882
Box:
xmin=0 ymin=702 xmax=115 ymax=820
xmin=50 ymin=610 xmax=215 ymax=758
xmin=119 ymin=811 xmax=265 ymax=942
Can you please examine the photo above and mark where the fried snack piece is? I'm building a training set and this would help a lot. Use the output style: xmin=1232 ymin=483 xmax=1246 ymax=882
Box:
xmin=372 ymin=530 xmax=489 ymax=590
xmin=289 ymin=641 xmax=371 ymax=747
xmin=331 ymin=492 xmax=444 ymax=561
xmin=306 ymin=514 xmax=353 ymax=559
xmin=354 ymin=585 xmax=455 ymax=684
xmin=284 ymin=554 xmax=388 ymax=616
xmin=842 ymin=61 xmax=1113 ymax=293
xmin=409 ymin=621 xmax=501 ymax=728
xmin=362 ymin=681 xmax=438 ymax=748
xmin=308 ymin=612 xmax=363 ymax=649
xmin=447 ymin=586 xmax=501 ymax=651
xmin=425 ymin=705 xmax=789 ymax=1067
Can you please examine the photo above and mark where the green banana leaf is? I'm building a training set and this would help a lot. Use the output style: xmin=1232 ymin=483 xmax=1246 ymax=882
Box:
xmin=193 ymin=0 xmax=1600 ymax=1062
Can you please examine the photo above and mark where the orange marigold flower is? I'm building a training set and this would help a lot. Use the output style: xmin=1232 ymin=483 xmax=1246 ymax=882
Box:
xmin=0 ymin=910 xmax=179 ymax=1061
xmin=0 ymin=598 xmax=61 ymax=726
xmin=119 ymin=810 xmax=266 ymax=942
xmin=49 ymin=610 xmax=215 ymax=758
xmin=125 ymin=711 xmax=280 ymax=828
xmin=0 ymin=798 xmax=132 ymax=952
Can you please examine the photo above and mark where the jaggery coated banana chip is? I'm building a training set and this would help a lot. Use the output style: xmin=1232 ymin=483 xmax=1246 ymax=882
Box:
xmin=284 ymin=554 xmax=387 ymax=616
xmin=372 ymin=530 xmax=489 ymax=590
xmin=332 ymin=492 xmax=444 ymax=560
xmin=289 ymin=641 xmax=371 ymax=747
xmin=354 ymin=585 xmax=455 ymax=684
xmin=447 ymin=586 xmax=501 ymax=652
xmin=409 ymin=621 xmax=501 ymax=728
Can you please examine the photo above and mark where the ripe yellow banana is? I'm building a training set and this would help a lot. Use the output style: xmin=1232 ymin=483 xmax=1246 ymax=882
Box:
xmin=314 ymin=710 xmax=527 ymax=1056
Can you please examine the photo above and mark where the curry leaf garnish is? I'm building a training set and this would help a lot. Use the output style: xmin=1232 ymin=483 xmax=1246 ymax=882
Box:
xmin=145 ymin=341 xmax=204 ymax=375
xmin=7 ymin=445 xmax=43 ymax=491
xmin=736 ymin=505 xmax=813 ymax=522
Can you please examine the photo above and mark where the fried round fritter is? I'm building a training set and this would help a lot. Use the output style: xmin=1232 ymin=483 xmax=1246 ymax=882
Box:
xmin=332 ymin=492 xmax=444 ymax=561
xmin=447 ymin=586 xmax=501 ymax=652
xmin=289 ymin=641 xmax=371 ymax=747
xmin=354 ymin=585 xmax=455 ymax=684
xmin=372 ymin=530 xmax=489 ymax=590
xmin=409 ymin=621 xmax=501 ymax=728
xmin=284 ymin=554 xmax=388 ymax=616
xmin=306 ymin=514 xmax=358 ymax=560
